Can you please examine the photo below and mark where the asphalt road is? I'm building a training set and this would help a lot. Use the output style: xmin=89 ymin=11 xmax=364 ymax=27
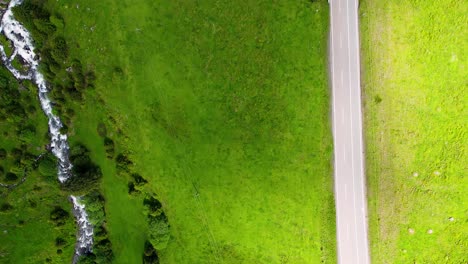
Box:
xmin=329 ymin=0 xmax=371 ymax=263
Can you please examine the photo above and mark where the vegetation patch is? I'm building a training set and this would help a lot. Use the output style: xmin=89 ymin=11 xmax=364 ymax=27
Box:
xmin=0 ymin=2 xmax=114 ymax=263
xmin=360 ymin=0 xmax=467 ymax=262
xmin=77 ymin=191 xmax=114 ymax=264
xmin=8 ymin=0 xmax=336 ymax=263
xmin=0 ymin=66 xmax=76 ymax=263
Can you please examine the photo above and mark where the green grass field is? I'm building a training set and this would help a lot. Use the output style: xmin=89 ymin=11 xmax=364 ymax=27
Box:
xmin=37 ymin=0 xmax=336 ymax=263
xmin=360 ymin=0 xmax=467 ymax=262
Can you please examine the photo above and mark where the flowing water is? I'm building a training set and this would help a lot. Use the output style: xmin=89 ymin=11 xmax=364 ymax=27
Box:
xmin=0 ymin=0 xmax=93 ymax=261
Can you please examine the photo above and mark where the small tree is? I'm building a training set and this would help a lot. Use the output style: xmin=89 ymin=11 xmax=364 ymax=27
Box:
xmin=148 ymin=213 xmax=170 ymax=250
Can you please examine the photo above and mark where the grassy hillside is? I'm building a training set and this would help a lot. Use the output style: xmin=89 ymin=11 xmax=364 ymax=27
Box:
xmin=360 ymin=0 xmax=467 ymax=262
xmin=0 ymin=66 xmax=76 ymax=263
xmin=36 ymin=0 xmax=336 ymax=263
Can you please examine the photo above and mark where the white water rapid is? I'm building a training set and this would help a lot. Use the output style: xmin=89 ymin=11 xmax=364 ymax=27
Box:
xmin=0 ymin=0 xmax=93 ymax=260
xmin=70 ymin=195 xmax=94 ymax=257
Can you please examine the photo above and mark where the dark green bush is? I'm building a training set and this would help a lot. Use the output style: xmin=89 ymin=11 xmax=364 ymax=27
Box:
xmin=132 ymin=173 xmax=148 ymax=186
xmin=33 ymin=18 xmax=56 ymax=35
xmin=82 ymin=191 xmax=106 ymax=226
xmin=50 ymin=206 xmax=70 ymax=226
xmin=94 ymin=238 xmax=113 ymax=263
xmin=55 ymin=237 xmax=66 ymax=247
xmin=143 ymin=196 xmax=163 ymax=217
xmin=77 ymin=253 xmax=96 ymax=264
xmin=116 ymin=153 xmax=132 ymax=172
xmin=12 ymin=1 xmax=50 ymax=48
xmin=0 ymin=148 xmax=6 ymax=159
xmin=128 ymin=182 xmax=139 ymax=195
xmin=0 ymin=203 xmax=13 ymax=212
xmin=103 ymin=137 xmax=114 ymax=158
xmin=143 ymin=241 xmax=159 ymax=264
xmin=86 ymin=224 xmax=114 ymax=263
xmin=5 ymin=172 xmax=18 ymax=183
xmin=50 ymin=36 xmax=68 ymax=62
xmin=62 ymin=144 xmax=102 ymax=194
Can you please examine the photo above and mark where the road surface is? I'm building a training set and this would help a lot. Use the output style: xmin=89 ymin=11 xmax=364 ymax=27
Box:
xmin=329 ymin=0 xmax=371 ymax=263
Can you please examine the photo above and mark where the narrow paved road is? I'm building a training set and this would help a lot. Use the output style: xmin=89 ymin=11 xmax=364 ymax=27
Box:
xmin=329 ymin=0 xmax=371 ymax=263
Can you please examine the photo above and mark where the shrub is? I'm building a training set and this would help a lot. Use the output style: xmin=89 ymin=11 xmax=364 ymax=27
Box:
xmin=89 ymin=225 xmax=114 ymax=263
xmin=94 ymin=238 xmax=114 ymax=263
xmin=148 ymin=213 xmax=170 ymax=250
xmin=143 ymin=196 xmax=163 ymax=217
xmin=12 ymin=1 xmax=50 ymax=48
xmin=132 ymin=173 xmax=148 ymax=186
xmin=0 ymin=148 xmax=6 ymax=159
xmin=50 ymin=36 xmax=68 ymax=62
xmin=55 ymin=237 xmax=66 ymax=247
xmin=4 ymin=172 xmax=18 ymax=183
xmin=94 ymin=225 xmax=109 ymax=241
xmin=33 ymin=18 xmax=56 ymax=35
xmin=77 ymin=253 xmax=96 ymax=264
xmin=116 ymin=153 xmax=132 ymax=172
xmin=63 ymin=144 xmax=102 ymax=194
xmin=50 ymin=206 xmax=69 ymax=226
xmin=82 ymin=191 xmax=106 ymax=226
xmin=0 ymin=203 xmax=13 ymax=212
xmin=374 ymin=95 xmax=382 ymax=104
xmin=128 ymin=182 xmax=139 ymax=196
xmin=143 ymin=240 xmax=159 ymax=264
xmin=103 ymin=137 xmax=114 ymax=158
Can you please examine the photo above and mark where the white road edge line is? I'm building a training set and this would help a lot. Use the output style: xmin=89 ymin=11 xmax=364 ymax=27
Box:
xmin=347 ymin=223 xmax=350 ymax=240
xmin=340 ymin=32 xmax=343 ymax=49
xmin=341 ymin=108 xmax=345 ymax=124
xmin=340 ymin=70 xmax=344 ymax=86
